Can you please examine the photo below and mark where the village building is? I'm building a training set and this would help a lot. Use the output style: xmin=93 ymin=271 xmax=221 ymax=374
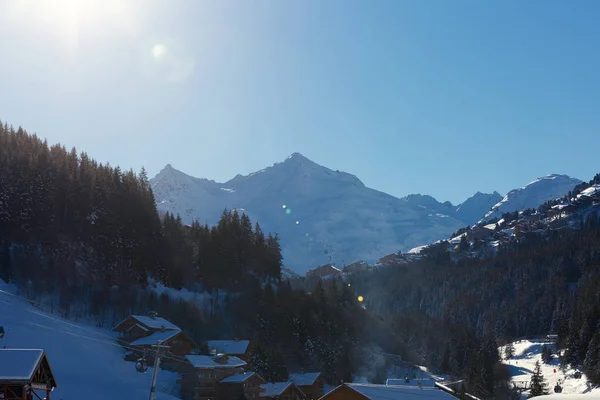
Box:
xmin=179 ymin=353 xmax=247 ymax=400
xmin=306 ymin=264 xmax=343 ymax=279
xmin=342 ymin=261 xmax=370 ymax=274
xmin=467 ymin=226 xmax=494 ymax=241
xmin=0 ymin=349 xmax=58 ymax=400
xmin=112 ymin=312 xmax=180 ymax=343
xmin=219 ymin=371 xmax=266 ymax=399
xmin=289 ymin=372 xmax=323 ymax=399
xmin=318 ymin=383 xmax=456 ymax=400
xmin=112 ymin=312 xmax=198 ymax=365
xmin=377 ymin=253 xmax=400 ymax=265
xmin=260 ymin=381 xmax=305 ymax=399
xmin=206 ymin=339 xmax=251 ymax=361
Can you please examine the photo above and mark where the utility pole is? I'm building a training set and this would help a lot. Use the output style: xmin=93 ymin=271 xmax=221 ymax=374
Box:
xmin=149 ymin=342 xmax=170 ymax=400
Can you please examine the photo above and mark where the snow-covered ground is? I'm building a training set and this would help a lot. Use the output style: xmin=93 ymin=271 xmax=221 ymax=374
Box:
xmin=500 ymin=340 xmax=600 ymax=399
xmin=0 ymin=281 xmax=181 ymax=400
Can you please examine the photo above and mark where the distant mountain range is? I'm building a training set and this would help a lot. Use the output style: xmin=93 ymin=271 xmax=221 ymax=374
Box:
xmin=150 ymin=153 xmax=580 ymax=274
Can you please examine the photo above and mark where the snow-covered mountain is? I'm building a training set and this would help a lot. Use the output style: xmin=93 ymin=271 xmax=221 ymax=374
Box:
xmin=151 ymin=154 xmax=582 ymax=274
xmin=151 ymin=153 xmax=468 ymax=274
xmin=401 ymin=192 xmax=503 ymax=226
xmin=480 ymin=174 xmax=582 ymax=223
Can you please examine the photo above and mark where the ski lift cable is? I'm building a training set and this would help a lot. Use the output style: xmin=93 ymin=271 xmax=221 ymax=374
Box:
xmin=0 ymin=290 xmax=189 ymax=364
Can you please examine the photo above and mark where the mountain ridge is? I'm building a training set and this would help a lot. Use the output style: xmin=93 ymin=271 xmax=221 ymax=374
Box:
xmin=150 ymin=153 xmax=580 ymax=273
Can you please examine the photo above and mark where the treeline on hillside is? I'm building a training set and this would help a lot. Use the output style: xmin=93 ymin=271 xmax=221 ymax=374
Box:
xmin=162 ymin=210 xmax=282 ymax=290
xmin=351 ymin=213 xmax=600 ymax=387
xmin=0 ymin=123 xmax=281 ymax=295
xmin=0 ymin=123 xmax=374 ymax=384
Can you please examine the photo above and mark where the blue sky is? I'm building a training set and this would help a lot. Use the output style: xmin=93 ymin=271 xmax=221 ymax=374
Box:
xmin=1 ymin=0 xmax=599 ymax=204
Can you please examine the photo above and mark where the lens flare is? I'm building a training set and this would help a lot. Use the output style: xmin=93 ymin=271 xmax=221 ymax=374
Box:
xmin=285 ymin=209 xmax=292 ymax=215
xmin=358 ymin=296 xmax=364 ymax=302
xmin=296 ymin=221 xmax=299 ymax=225
xmin=282 ymin=205 xmax=287 ymax=209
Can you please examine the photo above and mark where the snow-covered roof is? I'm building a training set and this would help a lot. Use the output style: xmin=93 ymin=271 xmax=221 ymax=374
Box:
xmin=220 ymin=372 xmax=260 ymax=383
xmin=185 ymin=355 xmax=246 ymax=369
xmin=130 ymin=315 xmax=180 ymax=331
xmin=207 ymin=340 xmax=250 ymax=355
xmin=344 ymin=383 xmax=456 ymax=399
xmin=483 ymin=223 xmax=497 ymax=231
xmin=126 ymin=323 xmax=149 ymax=333
xmin=260 ymin=382 xmax=293 ymax=397
xmin=130 ymin=329 xmax=182 ymax=346
xmin=289 ymin=372 xmax=321 ymax=386
xmin=0 ymin=349 xmax=44 ymax=382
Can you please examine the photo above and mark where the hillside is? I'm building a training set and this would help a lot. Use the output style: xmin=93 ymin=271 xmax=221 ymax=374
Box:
xmin=481 ymin=174 xmax=582 ymax=223
xmin=500 ymin=339 xmax=600 ymax=398
xmin=0 ymin=282 xmax=180 ymax=400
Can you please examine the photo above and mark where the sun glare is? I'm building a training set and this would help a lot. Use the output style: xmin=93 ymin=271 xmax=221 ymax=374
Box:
xmin=8 ymin=0 xmax=133 ymax=52
xmin=151 ymin=44 xmax=168 ymax=60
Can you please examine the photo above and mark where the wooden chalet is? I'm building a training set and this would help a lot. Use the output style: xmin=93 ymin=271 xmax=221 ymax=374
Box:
xmin=112 ymin=312 xmax=180 ymax=343
xmin=467 ymin=226 xmax=494 ymax=241
xmin=179 ymin=354 xmax=247 ymax=400
xmin=318 ymin=383 xmax=456 ymax=400
xmin=260 ymin=382 xmax=305 ymax=399
xmin=342 ymin=261 xmax=369 ymax=274
xmin=218 ymin=372 xmax=266 ymax=399
xmin=306 ymin=264 xmax=342 ymax=279
xmin=289 ymin=372 xmax=323 ymax=399
xmin=113 ymin=312 xmax=198 ymax=364
xmin=0 ymin=349 xmax=57 ymax=400
xmin=206 ymin=339 xmax=251 ymax=362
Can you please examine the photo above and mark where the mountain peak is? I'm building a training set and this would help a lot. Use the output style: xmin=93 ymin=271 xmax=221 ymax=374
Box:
xmin=282 ymin=152 xmax=315 ymax=166
xmin=480 ymin=174 xmax=582 ymax=222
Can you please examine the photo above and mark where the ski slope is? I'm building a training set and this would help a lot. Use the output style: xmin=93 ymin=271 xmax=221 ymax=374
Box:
xmin=500 ymin=340 xmax=600 ymax=399
xmin=0 ymin=282 xmax=181 ymax=400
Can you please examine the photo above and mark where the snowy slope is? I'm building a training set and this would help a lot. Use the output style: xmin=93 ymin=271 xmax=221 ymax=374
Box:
xmin=0 ymin=282 xmax=181 ymax=400
xmin=500 ymin=340 xmax=600 ymax=398
xmin=481 ymin=175 xmax=582 ymax=223
xmin=151 ymin=153 xmax=467 ymax=274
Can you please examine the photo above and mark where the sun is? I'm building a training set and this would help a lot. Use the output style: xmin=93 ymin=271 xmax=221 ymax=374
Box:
xmin=7 ymin=0 xmax=132 ymax=52
xmin=151 ymin=44 xmax=168 ymax=60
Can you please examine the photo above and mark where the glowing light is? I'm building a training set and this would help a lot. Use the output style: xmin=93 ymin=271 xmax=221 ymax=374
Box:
xmin=357 ymin=296 xmax=364 ymax=302
xmin=296 ymin=221 xmax=300 ymax=225
xmin=282 ymin=205 xmax=287 ymax=209
xmin=151 ymin=44 xmax=167 ymax=59
xmin=348 ymin=284 xmax=351 ymax=287
xmin=285 ymin=209 xmax=292 ymax=215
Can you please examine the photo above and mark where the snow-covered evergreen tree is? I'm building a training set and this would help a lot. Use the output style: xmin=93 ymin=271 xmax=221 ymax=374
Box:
xmin=529 ymin=361 xmax=549 ymax=398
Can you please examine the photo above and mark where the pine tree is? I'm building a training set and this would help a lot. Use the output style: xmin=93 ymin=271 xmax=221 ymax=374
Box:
xmin=541 ymin=344 xmax=552 ymax=364
xmin=529 ymin=361 xmax=549 ymax=398
xmin=505 ymin=342 xmax=515 ymax=360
